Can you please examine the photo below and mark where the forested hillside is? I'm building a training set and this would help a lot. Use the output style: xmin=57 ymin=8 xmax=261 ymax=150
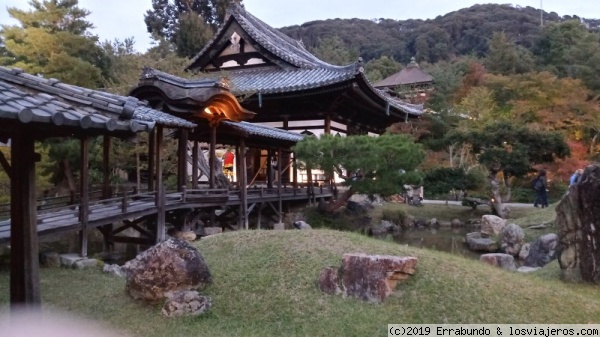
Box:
xmin=280 ymin=4 xmax=599 ymax=65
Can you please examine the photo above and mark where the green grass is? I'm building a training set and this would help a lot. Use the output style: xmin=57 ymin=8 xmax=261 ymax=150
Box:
xmin=1 ymin=229 xmax=599 ymax=337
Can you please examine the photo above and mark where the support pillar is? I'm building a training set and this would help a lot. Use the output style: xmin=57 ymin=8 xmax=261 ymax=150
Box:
xmin=102 ymin=135 xmax=111 ymax=198
xmin=79 ymin=137 xmax=90 ymax=257
xmin=10 ymin=130 xmax=40 ymax=306
xmin=209 ymin=125 xmax=216 ymax=189
xmin=192 ymin=140 xmax=199 ymax=189
xmin=155 ymin=126 xmax=165 ymax=242
xmin=148 ymin=129 xmax=155 ymax=191
xmin=177 ymin=129 xmax=188 ymax=191
xmin=240 ymin=139 xmax=248 ymax=230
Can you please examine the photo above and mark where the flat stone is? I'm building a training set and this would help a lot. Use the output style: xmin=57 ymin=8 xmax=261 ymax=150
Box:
xmin=466 ymin=232 xmax=498 ymax=252
xmin=517 ymin=266 xmax=541 ymax=273
xmin=73 ymin=258 xmax=99 ymax=269
xmin=161 ymin=290 xmax=211 ymax=317
xmin=480 ymin=253 xmax=516 ymax=270
xmin=59 ymin=253 xmax=84 ymax=268
xmin=273 ymin=222 xmax=285 ymax=230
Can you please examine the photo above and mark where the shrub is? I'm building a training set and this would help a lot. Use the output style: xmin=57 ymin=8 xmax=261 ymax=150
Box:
xmin=381 ymin=208 xmax=407 ymax=225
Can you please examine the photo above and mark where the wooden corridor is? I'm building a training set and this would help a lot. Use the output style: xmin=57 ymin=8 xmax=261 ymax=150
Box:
xmin=0 ymin=186 xmax=333 ymax=245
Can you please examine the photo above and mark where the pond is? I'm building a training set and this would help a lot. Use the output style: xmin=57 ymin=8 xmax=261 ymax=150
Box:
xmin=375 ymin=227 xmax=482 ymax=260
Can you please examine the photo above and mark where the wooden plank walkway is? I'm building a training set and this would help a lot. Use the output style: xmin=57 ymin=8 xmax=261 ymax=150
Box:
xmin=0 ymin=186 xmax=333 ymax=244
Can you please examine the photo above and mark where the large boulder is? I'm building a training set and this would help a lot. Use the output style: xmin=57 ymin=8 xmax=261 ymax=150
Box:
xmin=480 ymin=253 xmax=517 ymax=271
xmin=465 ymin=232 xmax=498 ymax=252
xmin=500 ymin=223 xmax=525 ymax=256
xmin=293 ymin=221 xmax=312 ymax=230
xmin=556 ymin=164 xmax=600 ymax=283
xmin=318 ymin=253 xmax=417 ymax=303
xmin=524 ymin=233 xmax=559 ymax=268
xmin=480 ymin=215 xmax=507 ymax=236
xmin=122 ymin=237 xmax=212 ymax=302
xmin=369 ymin=220 xmax=395 ymax=235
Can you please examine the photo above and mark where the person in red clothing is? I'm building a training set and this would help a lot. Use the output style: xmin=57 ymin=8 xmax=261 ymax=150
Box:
xmin=222 ymin=148 xmax=234 ymax=180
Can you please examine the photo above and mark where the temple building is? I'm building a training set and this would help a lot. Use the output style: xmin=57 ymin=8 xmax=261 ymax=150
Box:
xmin=374 ymin=57 xmax=434 ymax=105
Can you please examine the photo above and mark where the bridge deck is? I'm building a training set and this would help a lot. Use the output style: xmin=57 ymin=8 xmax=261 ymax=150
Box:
xmin=0 ymin=186 xmax=333 ymax=244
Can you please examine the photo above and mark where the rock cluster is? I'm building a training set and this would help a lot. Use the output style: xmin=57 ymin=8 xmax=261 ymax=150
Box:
xmin=161 ymin=290 xmax=212 ymax=317
xmin=318 ymin=253 xmax=417 ymax=303
xmin=556 ymin=164 xmax=600 ymax=283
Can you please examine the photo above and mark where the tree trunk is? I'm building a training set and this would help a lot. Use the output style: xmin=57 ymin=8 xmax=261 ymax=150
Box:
xmin=318 ymin=186 xmax=354 ymax=212
xmin=488 ymin=173 xmax=509 ymax=218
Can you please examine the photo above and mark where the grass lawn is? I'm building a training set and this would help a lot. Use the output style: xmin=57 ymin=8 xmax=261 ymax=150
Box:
xmin=1 ymin=227 xmax=599 ymax=337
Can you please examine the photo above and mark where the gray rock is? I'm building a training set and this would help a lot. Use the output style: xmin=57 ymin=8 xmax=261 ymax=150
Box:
xmin=73 ymin=258 xmax=99 ymax=270
xmin=480 ymin=253 xmax=517 ymax=270
xmin=273 ymin=222 xmax=286 ymax=230
xmin=370 ymin=220 xmax=394 ymax=235
xmin=451 ymin=219 xmax=463 ymax=227
xmin=122 ymin=237 xmax=212 ymax=302
xmin=500 ymin=223 xmax=525 ymax=256
xmin=427 ymin=218 xmax=439 ymax=227
xmin=524 ymin=233 xmax=559 ymax=268
xmin=517 ymin=266 xmax=541 ymax=273
xmin=293 ymin=221 xmax=312 ymax=230
xmin=481 ymin=215 xmax=507 ymax=236
xmin=203 ymin=227 xmax=222 ymax=236
xmin=519 ymin=243 xmax=531 ymax=261
xmin=466 ymin=232 xmax=499 ymax=252
xmin=103 ymin=263 xmax=126 ymax=278
xmin=59 ymin=253 xmax=84 ymax=268
xmin=161 ymin=290 xmax=211 ymax=317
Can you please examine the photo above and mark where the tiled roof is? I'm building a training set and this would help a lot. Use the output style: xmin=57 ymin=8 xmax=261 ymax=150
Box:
xmin=188 ymin=4 xmax=359 ymax=72
xmin=374 ymin=58 xmax=434 ymax=87
xmin=184 ymin=4 xmax=424 ymax=117
xmin=221 ymin=121 xmax=304 ymax=142
xmin=0 ymin=66 xmax=195 ymax=131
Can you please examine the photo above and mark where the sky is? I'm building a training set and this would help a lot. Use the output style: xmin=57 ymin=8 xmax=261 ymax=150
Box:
xmin=1 ymin=0 xmax=599 ymax=53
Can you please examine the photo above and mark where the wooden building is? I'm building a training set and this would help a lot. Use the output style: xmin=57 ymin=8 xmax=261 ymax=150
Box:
xmin=374 ymin=57 xmax=434 ymax=105
xmin=185 ymin=3 xmax=423 ymax=137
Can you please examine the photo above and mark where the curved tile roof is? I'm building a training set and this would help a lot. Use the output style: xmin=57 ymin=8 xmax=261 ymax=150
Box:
xmin=221 ymin=121 xmax=304 ymax=142
xmin=0 ymin=66 xmax=195 ymax=131
xmin=188 ymin=4 xmax=361 ymax=72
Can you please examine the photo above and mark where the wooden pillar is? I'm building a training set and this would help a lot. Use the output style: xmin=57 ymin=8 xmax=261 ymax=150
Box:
xmin=209 ymin=125 xmax=216 ymax=189
xmin=292 ymin=152 xmax=298 ymax=189
xmin=148 ymin=129 xmax=155 ymax=191
xmin=177 ymin=129 xmax=188 ymax=191
xmin=79 ymin=137 xmax=90 ymax=257
xmin=266 ymin=150 xmax=273 ymax=189
xmin=236 ymin=143 xmax=243 ymax=229
xmin=102 ymin=135 xmax=111 ymax=199
xmin=240 ymin=139 xmax=248 ymax=230
xmin=10 ymin=131 xmax=40 ymax=306
xmin=324 ymin=114 xmax=331 ymax=134
xmin=277 ymin=148 xmax=283 ymax=224
xmin=192 ymin=140 xmax=199 ymax=189
xmin=155 ymin=126 xmax=165 ymax=242
xmin=307 ymin=166 xmax=313 ymax=205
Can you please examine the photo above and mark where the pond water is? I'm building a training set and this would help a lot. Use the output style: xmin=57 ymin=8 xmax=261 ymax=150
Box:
xmin=375 ymin=227 xmax=482 ymax=260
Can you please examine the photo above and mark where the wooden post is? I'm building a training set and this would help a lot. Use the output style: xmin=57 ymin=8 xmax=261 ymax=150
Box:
xmin=10 ymin=131 xmax=40 ymax=306
xmin=192 ymin=140 xmax=199 ymax=189
xmin=324 ymin=114 xmax=331 ymax=134
xmin=257 ymin=202 xmax=263 ymax=229
xmin=79 ymin=137 xmax=90 ymax=257
xmin=236 ymin=143 xmax=243 ymax=229
xmin=209 ymin=125 xmax=216 ymax=189
xmin=292 ymin=152 xmax=298 ymax=191
xmin=266 ymin=150 xmax=273 ymax=189
xmin=121 ymin=190 xmax=128 ymax=213
xmin=277 ymin=148 xmax=283 ymax=224
xmin=307 ymin=166 xmax=313 ymax=205
xmin=155 ymin=126 xmax=165 ymax=243
xmin=148 ymin=129 xmax=155 ymax=191
xmin=177 ymin=129 xmax=188 ymax=191
xmin=102 ymin=135 xmax=111 ymax=199
xmin=240 ymin=139 xmax=248 ymax=230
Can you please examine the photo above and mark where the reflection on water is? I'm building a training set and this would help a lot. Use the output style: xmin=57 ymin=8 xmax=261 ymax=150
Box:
xmin=376 ymin=227 xmax=482 ymax=260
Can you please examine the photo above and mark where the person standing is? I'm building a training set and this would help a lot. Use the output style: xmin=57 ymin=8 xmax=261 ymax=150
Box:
xmin=569 ymin=169 xmax=583 ymax=187
xmin=533 ymin=169 xmax=549 ymax=208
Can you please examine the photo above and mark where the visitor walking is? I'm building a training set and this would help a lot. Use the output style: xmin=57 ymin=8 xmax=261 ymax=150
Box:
xmin=569 ymin=169 xmax=583 ymax=187
xmin=532 ymin=169 xmax=549 ymax=208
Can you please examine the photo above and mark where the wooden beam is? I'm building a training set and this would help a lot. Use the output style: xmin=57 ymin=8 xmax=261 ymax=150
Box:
xmin=102 ymin=135 xmax=111 ymax=199
xmin=79 ymin=137 xmax=90 ymax=257
xmin=177 ymin=129 xmax=188 ymax=191
xmin=10 ymin=130 xmax=40 ymax=306
xmin=0 ymin=150 xmax=11 ymax=180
